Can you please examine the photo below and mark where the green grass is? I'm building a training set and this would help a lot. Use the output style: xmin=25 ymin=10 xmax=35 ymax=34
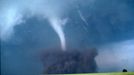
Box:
xmin=41 ymin=72 xmax=134 ymax=75
xmin=52 ymin=72 xmax=134 ymax=75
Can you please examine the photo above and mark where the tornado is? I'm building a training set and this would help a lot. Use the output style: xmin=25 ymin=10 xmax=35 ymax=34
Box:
xmin=48 ymin=17 xmax=66 ymax=51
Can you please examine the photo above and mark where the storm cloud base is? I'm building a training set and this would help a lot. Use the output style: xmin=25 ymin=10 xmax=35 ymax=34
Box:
xmin=41 ymin=48 xmax=98 ymax=74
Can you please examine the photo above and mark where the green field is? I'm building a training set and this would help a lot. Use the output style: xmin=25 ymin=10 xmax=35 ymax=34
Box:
xmin=50 ymin=72 xmax=134 ymax=75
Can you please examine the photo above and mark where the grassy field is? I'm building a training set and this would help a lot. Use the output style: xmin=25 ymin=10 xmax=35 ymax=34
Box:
xmin=51 ymin=72 xmax=134 ymax=75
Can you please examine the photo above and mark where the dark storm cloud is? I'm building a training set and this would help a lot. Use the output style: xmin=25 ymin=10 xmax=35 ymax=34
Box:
xmin=41 ymin=48 xmax=98 ymax=74
xmin=1 ymin=0 xmax=134 ymax=75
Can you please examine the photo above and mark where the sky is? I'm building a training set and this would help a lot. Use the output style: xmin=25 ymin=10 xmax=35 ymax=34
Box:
xmin=0 ymin=0 xmax=134 ymax=75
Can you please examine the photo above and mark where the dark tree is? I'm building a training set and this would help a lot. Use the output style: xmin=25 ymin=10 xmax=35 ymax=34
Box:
xmin=123 ymin=69 xmax=127 ymax=72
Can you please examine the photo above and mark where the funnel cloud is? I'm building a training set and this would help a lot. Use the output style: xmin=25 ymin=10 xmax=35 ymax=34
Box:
xmin=1 ymin=0 xmax=134 ymax=75
xmin=48 ymin=17 xmax=67 ymax=50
